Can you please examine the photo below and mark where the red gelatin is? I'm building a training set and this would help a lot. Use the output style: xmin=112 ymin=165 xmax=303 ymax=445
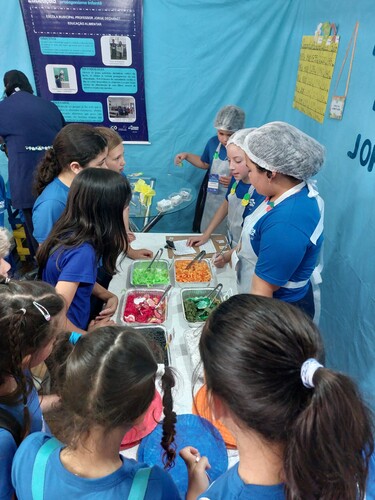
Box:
xmin=123 ymin=292 xmax=166 ymax=324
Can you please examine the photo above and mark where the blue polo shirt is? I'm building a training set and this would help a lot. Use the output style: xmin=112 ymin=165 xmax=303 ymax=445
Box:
xmin=42 ymin=243 xmax=97 ymax=329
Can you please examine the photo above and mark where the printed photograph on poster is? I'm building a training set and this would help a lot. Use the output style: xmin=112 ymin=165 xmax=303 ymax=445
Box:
xmin=46 ymin=64 xmax=78 ymax=94
xmin=108 ymin=96 xmax=136 ymax=122
xmin=101 ymin=36 xmax=132 ymax=67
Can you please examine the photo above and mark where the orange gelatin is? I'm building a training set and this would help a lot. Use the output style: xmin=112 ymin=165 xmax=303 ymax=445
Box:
xmin=175 ymin=260 xmax=211 ymax=283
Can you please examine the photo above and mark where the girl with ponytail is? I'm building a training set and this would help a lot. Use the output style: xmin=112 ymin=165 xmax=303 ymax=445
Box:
xmin=32 ymin=123 xmax=108 ymax=244
xmin=181 ymin=294 xmax=374 ymax=499
xmin=0 ymin=280 xmax=64 ymax=499
xmin=12 ymin=326 xmax=180 ymax=499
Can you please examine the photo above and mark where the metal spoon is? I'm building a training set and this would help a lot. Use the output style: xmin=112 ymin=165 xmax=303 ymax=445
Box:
xmin=185 ymin=250 xmax=206 ymax=270
xmin=146 ymin=247 xmax=163 ymax=271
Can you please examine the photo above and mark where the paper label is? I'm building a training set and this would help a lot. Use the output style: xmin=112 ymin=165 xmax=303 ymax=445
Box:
xmin=329 ymin=95 xmax=346 ymax=120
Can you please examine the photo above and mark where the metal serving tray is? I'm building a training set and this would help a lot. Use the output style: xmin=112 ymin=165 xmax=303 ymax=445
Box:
xmin=122 ymin=288 xmax=168 ymax=326
xmin=181 ymin=287 xmax=223 ymax=327
xmin=133 ymin=325 xmax=171 ymax=366
xmin=173 ymin=257 xmax=213 ymax=288
xmin=129 ymin=259 xmax=171 ymax=288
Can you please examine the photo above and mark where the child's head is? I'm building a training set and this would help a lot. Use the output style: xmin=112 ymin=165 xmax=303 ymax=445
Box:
xmin=0 ymin=227 xmax=12 ymax=276
xmin=0 ymin=281 xmax=64 ymax=435
xmin=34 ymin=123 xmax=108 ymax=196
xmin=200 ymin=294 xmax=373 ymax=499
xmin=37 ymin=168 xmax=132 ymax=275
xmin=214 ymin=105 xmax=245 ymax=147
xmin=226 ymin=128 xmax=256 ymax=182
xmin=96 ymin=126 xmax=125 ymax=174
xmin=50 ymin=326 xmax=177 ymax=468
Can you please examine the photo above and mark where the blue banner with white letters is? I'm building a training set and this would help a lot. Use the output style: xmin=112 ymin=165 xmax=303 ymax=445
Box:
xmin=19 ymin=0 xmax=148 ymax=143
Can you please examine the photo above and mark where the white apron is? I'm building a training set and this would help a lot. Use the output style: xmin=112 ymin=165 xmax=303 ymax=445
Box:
xmin=227 ymin=183 xmax=255 ymax=248
xmin=200 ymin=143 xmax=229 ymax=234
xmin=235 ymin=182 xmax=324 ymax=316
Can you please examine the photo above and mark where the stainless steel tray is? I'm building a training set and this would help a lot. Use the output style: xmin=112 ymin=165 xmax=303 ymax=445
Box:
xmin=129 ymin=259 xmax=171 ymax=288
xmin=181 ymin=287 xmax=223 ymax=327
xmin=173 ymin=257 xmax=213 ymax=288
xmin=133 ymin=325 xmax=171 ymax=366
xmin=122 ymin=287 xmax=168 ymax=325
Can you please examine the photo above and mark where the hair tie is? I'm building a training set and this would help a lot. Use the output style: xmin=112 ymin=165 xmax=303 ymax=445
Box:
xmin=300 ymin=358 xmax=323 ymax=388
xmin=32 ymin=301 xmax=51 ymax=321
xmin=19 ymin=308 xmax=26 ymax=315
xmin=69 ymin=332 xmax=82 ymax=345
xmin=156 ymin=364 xmax=165 ymax=378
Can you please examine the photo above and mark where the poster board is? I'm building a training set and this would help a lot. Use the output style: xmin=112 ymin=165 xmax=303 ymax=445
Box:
xmin=293 ymin=35 xmax=340 ymax=123
xmin=19 ymin=0 xmax=148 ymax=143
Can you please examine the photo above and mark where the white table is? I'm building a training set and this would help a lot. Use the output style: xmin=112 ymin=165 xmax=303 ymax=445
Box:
xmin=109 ymin=232 xmax=237 ymax=415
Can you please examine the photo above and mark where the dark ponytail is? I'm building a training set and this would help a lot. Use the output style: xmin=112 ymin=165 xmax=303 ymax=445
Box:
xmin=200 ymin=294 xmax=374 ymax=500
xmin=33 ymin=123 xmax=107 ymax=195
xmin=285 ymin=369 xmax=373 ymax=499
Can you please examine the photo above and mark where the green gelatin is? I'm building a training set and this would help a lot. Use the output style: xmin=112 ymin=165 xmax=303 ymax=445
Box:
xmin=183 ymin=296 xmax=221 ymax=323
xmin=132 ymin=262 xmax=170 ymax=286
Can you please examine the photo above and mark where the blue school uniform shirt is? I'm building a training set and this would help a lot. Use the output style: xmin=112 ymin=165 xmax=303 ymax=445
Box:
xmin=42 ymin=243 xmax=97 ymax=329
xmin=32 ymin=178 xmax=69 ymax=243
xmin=0 ymin=384 xmax=44 ymax=500
xmin=251 ymin=186 xmax=323 ymax=303
xmin=201 ymin=136 xmax=227 ymax=170
xmin=198 ymin=463 xmax=285 ymax=499
xmin=12 ymin=432 xmax=181 ymax=500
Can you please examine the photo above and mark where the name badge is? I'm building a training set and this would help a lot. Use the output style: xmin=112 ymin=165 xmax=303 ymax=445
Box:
xmin=207 ymin=174 xmax=219 ymax=193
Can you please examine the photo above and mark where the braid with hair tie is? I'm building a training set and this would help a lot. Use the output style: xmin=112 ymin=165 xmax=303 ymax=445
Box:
xmin=7 ymin=310 xmax=31 ymax=439
xmin=160 ymin=366 xmax=177 ymax=469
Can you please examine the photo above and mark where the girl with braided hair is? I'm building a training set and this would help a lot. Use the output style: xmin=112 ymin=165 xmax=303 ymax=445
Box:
xmin=12 ymin=326 xmax=180 ymax=499
xmin=0 ymin=280 xmax=65 ymax=500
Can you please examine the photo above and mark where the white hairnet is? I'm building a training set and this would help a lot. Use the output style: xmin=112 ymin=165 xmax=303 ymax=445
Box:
xmin=214 ymin=105 xmax=245 ymax=132
xmin=242 ymin=122 xmax=325 ymax=180
xmin=227 ymin=128 xmax=256 ymax=149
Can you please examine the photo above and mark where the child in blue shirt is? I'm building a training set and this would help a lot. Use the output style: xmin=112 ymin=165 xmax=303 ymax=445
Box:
xmin=181 ymin=295 xmax=374 ymax=500
xmin=174 ymin=105 xmax=245 ymax=233
xmin=0 ymin=280 xmax=65 ymax=500
xmin=37 ymin=168 xmax=131 ymax=333
xmin=32 ymin=123 xmax=108 ymax=244
xmin=12 ymin=326 xmax=180 ymax=499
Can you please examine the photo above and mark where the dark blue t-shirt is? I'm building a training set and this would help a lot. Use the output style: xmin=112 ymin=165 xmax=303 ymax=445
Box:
xmin=42 ymin=243 xmax=97 ymax=329
xmin=201 ymin=136 xmax=227 ymax=172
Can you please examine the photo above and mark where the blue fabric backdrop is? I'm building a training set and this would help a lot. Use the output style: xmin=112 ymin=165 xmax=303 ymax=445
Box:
xmin=1 ymin=0 xmax=374 ymax=408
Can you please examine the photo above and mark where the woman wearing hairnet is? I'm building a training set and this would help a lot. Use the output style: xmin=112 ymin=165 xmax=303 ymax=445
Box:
xmin=214 ymin=122 xmax=324 ymax=319
xmin=174 ymin=105 xmax=245 ymax=233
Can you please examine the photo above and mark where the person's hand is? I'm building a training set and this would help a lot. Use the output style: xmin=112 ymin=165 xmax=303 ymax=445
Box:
xmin=88 ymin=317 xmax=117 ymax=331
xmin=212 ymin=250 xmax=231 ymax=269
xmin=127 ymin=231 xmax=136 ymax=243
xmin=219 ymin=175 xmax=231 ymax=187
xmin=96 ymin=294 xmax=118 ymax=320
xmin=174 ymin=152 xmax=188 ymax=165
xmin=187 ymin=234 xmax=208 ymax=247
xmin=131 ymin=248 xmax=154 ymax=260
xmin=180 ymin=446 xmax=211 ymax=500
